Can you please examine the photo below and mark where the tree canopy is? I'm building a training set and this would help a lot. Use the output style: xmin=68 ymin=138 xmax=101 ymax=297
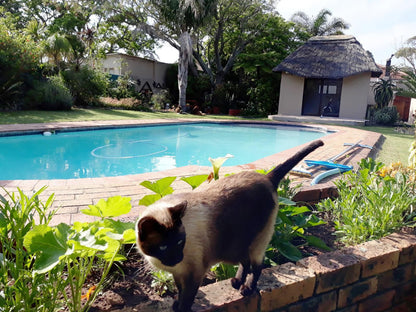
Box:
xmin=396 ymin=36 xmax=416 ymax=73
xmin=0 ymin=0 xmax=336 ymax=114
xmin=290 ymin=9 xmax=349 ymax=38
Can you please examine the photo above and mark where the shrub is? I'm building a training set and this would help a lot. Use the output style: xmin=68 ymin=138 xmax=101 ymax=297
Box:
xmin=0 ymin=14 xmax=41 ymax=109
xmin=24 ymin=195 xmax=136 ymax=312
xmin=106 ymin=72 xmax=138 ymax=100
xmin=25 ymin=75 xmax=73 ymax=110
xmin=61 ymin=66 xmax=109 ymax=106
xmin=99 ymin=96 xmax=152 ymax=112
xmin=2 ymin=190 xmax=136 ymax=312
xmin=317 ymin=158 xmax=416 ymax=245
xmin=150 ymin=89 xmax=171 ymax=110
xmin=0 ymin=187 xmax=62 ymax=311
xmin=373 ymin=106 xmax=400 ymax=125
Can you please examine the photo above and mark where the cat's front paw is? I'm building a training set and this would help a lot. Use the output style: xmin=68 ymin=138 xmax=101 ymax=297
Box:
xmin=231 ymin=277 xmax=242 ymax=290
xmin=172 ymin=300 xmax=192 ymax=312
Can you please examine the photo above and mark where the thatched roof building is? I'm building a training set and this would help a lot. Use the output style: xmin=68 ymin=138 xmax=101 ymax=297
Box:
xmin=270 ymin=35 xmax=382 ymax=124
xmin=273 ymin=35 xmax=382 ymax=79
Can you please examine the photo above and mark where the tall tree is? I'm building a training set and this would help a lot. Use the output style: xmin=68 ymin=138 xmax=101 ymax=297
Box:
xmin=233 ymin=14 xmax=302 ymax=114
xmin=113 ymin=0 xmax=216 ymax=111
xmin=111 ymin=0 xmax=274 ymax=109
xmin=153 ymin=0 xmax=217 ymax=111
xmin=396 ymin=36 xmax=416 ymax=73
xmin=194 ymin=0 xmax=275 ymax=105
xmin=290 ymin=9 xmax=349 ymax=37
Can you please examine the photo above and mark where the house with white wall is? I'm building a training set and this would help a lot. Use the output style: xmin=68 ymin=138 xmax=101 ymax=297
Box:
xmin=270 ymin=35 xmax=382 ymax=125
xmin=100 ymin=53 xmax=173 ymax=95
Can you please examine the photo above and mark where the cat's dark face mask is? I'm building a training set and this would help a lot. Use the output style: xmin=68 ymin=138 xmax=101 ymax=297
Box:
xmin=137 ymin=202 xmax=188 ymax=267
xmin=154 ymin=231 xmax=186 ymax=266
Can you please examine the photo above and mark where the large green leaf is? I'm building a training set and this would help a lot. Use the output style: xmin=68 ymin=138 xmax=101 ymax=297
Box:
xmin=275 ymin=240 xmax=302 ymax=262
xmin=180 ymin=174 xmax=208 ymax=190
xmin=140 ymin=177 xmax=176 ymax=196
xmin=23 ymin=223 xmax=72 ymax=274
xmin=100 ymin=237 xmax=123 ymax=261
xmin=122 ymin=229 xmax=137 ymax=244
xmin=81 ymin=196 xmax=131 ymax=218
xmin=99 ymin=219 xmax=136 ymax=243
xmin=305 ymin=214 xmax=327 ymax=227
xmin=69 ymin=227 xmax=108 ymax=252
xmin=280 ymin=205 xmax=310 ymax=216
xmin=278 ymin=197 xmax=296 ymax=206
xmin=139 ymin=194 xmax=162 ymax=206
xmin=305 ymin=235 xmax=331 ymax=251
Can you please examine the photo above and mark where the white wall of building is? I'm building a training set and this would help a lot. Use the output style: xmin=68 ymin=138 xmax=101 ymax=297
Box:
xmin=278 ymin=73 xmax=304 ymax=115
xmin=339 ymin=72 xmax=371 ymax=120
xmin=100 ymin=53 xmax=172 ymax=93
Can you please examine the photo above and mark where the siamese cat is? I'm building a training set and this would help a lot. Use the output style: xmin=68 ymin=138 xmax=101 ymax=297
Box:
xmin=136 ymin=139 xmax=324 ymax=312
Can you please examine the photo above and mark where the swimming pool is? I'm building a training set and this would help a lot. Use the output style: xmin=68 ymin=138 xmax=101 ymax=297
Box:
xmin=0 ymin=122 xmax=328 ymax=180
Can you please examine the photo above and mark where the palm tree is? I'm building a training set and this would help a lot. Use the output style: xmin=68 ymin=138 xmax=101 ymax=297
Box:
xmin=397 ymin=70 xmax=416 ymax=99
xmin=290 ymin=9 xmax=349 ymax=37
xmin=43 ymin=34 xmax=73 ymax=71
xmin=373 ymin=79 xmax=395 ymax=108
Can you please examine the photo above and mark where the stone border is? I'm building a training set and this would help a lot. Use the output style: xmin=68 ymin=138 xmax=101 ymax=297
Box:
xmin=137 ymin=231 xmax=416 ymax=312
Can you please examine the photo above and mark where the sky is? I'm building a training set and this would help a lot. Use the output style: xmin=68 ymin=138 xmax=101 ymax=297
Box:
xmin=156 ymin=0 xmax=416 ymax=67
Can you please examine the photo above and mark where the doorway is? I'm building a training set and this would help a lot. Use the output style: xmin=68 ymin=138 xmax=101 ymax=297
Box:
xmin=302 ymin=79 xmax=342 ymax=117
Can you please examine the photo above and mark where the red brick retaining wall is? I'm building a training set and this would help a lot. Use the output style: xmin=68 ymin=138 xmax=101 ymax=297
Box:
xmin=186 ymin=232 xmax=416 ymax=312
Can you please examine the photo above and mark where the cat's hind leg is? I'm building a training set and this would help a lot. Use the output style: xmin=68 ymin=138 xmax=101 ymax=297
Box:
xmin=230 ymin=260 xmax=250 ymax=290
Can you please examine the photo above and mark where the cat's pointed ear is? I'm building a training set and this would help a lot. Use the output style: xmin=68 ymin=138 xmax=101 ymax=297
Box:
xmin=137 ymin=216 xmax=161 ymax=241
xmin=169 ymin=201 xmax=187 ymax=222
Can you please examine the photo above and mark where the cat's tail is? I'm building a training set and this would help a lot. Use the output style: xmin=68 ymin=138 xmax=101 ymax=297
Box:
xmin=267 ymin=139 xmax=324 ymax=188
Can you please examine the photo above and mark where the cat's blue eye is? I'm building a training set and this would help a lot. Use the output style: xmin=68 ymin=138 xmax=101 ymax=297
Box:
xmin=159 ymin=245 xmax=168 ymax=251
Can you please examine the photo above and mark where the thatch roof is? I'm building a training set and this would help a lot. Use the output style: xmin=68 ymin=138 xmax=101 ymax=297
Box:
xmin=273 ymin=35 xmax=382 ymax=79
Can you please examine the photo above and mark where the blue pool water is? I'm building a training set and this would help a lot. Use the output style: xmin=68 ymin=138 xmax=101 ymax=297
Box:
xmin=0 ymin=122 xmax=328 ymax=180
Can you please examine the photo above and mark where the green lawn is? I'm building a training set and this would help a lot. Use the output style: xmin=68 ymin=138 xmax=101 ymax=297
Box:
xmin=0 ymin=108 xmax=239 ymax=124
xmin=351 ymin=125 xmax=414 ymax=165
xmin=0 ymin=109 xmax=414 ymax=165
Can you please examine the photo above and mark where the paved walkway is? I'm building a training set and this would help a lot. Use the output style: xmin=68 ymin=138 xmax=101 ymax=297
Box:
xmin=0 ymin=119 xmax=382 ymax=225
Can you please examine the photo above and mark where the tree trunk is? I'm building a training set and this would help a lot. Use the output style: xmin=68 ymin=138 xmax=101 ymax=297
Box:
xmin=178 ymin=31 xmax=192 ymax=111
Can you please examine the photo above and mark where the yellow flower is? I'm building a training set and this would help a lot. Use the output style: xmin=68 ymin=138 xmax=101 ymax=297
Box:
xmin=379 ymin=167 xmax=388 ymax=177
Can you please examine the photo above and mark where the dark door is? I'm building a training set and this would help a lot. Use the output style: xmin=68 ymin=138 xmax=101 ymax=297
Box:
xmin=302 ymin=79 xmax=342 ymax=117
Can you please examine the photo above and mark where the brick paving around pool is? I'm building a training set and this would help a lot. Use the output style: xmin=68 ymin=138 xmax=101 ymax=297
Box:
xmin=0 ymin=118 xmax=382 ymax=226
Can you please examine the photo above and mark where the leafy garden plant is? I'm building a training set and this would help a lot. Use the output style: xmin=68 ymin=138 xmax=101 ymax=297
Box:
xmin=23 ymin=196 xmax=136 ymax=312
xmin=0 ymin=187 xmax=61 ymax=312
xmin=317 ymin=158 xmax=416 ymax=245
xmin=266 ymin=176 xmax=329 ymax=264
xmin=0 ymin=188 xmax=136 ymax=312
